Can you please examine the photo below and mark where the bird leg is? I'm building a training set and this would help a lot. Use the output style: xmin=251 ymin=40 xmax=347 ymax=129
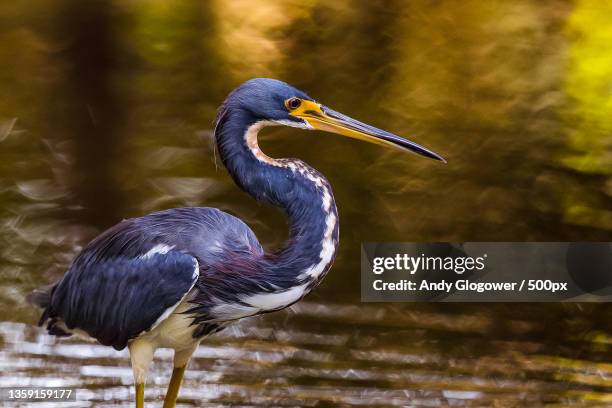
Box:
xmin=129 ymin=340 xmax=155 ymax=408
xmin=162 ymin=344 xmax=198 ymax=408
xmin=162 ymin=365 xmax=185 ymax=408
xmin=135 ymin=383 xmax=145 ymax=408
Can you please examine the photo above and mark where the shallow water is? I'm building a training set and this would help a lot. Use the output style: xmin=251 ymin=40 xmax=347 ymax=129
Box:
xmin=3 ymin=302 xmax=612 ymax=407
xmin=1 ymin=0 xmax=612 ymax=406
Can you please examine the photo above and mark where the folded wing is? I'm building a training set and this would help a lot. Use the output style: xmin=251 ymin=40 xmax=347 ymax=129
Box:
xmin=43 ymin=251 xmax=199 ymax=350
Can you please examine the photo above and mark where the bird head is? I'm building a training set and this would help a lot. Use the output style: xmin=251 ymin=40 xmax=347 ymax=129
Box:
xmin=226 ymin=78 xmax=445 ymax=162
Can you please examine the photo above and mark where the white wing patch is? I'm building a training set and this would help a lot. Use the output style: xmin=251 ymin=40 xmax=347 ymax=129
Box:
xmin=210 ymin=283 xmax=309 ymax=321
xmin=148 ymin=257 xmax=199 ymax=332
xmin=242 ymin=283 xmax=308 ymax=310
xmin=140 ymin=244 xmax=175 ymax=259
xmin=210 ymin=302 xmax=258 ymax=321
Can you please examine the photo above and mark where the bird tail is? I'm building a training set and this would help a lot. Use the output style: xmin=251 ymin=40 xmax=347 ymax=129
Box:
xmin=26 ymin=284 xmax=72 ymax=337
xmin=26 ymin=287 xmax=51 ymax=309
xmin=26 ymin=283 xmax=56 ymax=327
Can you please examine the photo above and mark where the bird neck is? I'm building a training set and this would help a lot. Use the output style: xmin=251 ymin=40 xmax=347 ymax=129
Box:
xmin=215 ymin=108 xmax=339 ymax=286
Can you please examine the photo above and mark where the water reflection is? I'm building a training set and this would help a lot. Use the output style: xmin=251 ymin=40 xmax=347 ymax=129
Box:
xmin=1 ymin=0 xmax=612 ymax=406
xmin=3 ymin=302 xmax=612 ymax=406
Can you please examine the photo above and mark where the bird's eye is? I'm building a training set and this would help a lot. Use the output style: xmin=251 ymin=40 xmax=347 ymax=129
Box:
xmin=285 ymin=97 xmax=301 ymax=110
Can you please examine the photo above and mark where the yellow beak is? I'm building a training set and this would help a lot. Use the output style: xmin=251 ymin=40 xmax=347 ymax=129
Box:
xmin=289 ymin=100 xmax=445 ymax=162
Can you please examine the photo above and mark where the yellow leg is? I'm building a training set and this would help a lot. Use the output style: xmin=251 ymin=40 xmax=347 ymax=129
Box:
xmin=135 ymin=382 xmax=144 ymax=408
xmin=162 ymin=365 xmax=186 ymax=408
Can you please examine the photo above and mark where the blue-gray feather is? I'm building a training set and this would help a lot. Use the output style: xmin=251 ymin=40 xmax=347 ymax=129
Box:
xmin=33 ymin=78 xmax=340 ymax=349
xmin=49 ymin=252 xmax=196 ymax=350
xmin=38 ymin=207 xmax=264 ymax=349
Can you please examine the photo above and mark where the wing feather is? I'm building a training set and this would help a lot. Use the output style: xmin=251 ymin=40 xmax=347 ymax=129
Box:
xmin=45 ymin=252 xmax=198 ymax=350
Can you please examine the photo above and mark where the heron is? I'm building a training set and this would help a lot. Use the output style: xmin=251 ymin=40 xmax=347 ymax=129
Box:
xmin=29 ymin=78 xmax=444 ymax=407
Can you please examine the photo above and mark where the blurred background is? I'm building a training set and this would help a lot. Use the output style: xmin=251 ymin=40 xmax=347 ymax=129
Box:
xmin=1 ymin=0 xmax=611 ymax=406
